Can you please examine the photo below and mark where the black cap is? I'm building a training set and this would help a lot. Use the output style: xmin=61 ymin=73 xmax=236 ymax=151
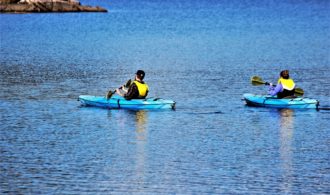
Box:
xmin=136 ymin=70 xmax=145 ymax=80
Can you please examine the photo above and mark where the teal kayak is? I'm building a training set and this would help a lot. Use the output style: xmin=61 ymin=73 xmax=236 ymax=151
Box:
xmin=243 ymin=93 xmax=319 ymax=109
xmin=78 ymin=95 xmax=176 ymax=110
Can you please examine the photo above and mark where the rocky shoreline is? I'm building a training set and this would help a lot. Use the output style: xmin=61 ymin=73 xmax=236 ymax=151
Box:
xmin=0 ymin=0 xmax=107 ymax=13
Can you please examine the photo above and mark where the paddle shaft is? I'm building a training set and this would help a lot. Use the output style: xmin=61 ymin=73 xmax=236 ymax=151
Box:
xmin=251 ymin=76 xmax=304 ymax=96
xmin=106 ymin=79 xmax=132 ymax=100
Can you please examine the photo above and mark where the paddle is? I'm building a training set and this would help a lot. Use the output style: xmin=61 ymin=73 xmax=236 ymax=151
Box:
xmin=251 ymin=76 xmax=304 ymax=96
xmin=106 ymin=79 xmax=132 ymax=100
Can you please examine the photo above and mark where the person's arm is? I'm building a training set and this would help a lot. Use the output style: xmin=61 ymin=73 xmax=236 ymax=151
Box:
xmin=124 ymin=83 xmax=139 ymax=100
xmin=115 ymin=85 xmax=129 ymax=97
xmin=115 ymin=87 xmax=126 ymax=97
xmin=122 ymin=87 xmax=129 ymax=93
xmin=268 ymin=83 xmax=283 ymax=96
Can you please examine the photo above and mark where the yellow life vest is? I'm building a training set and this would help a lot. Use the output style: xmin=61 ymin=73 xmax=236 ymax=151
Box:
xmin=277 ymin=78 xmax=295 ymax=91
xmin=133 ymin=80 xmax=149 ymax=97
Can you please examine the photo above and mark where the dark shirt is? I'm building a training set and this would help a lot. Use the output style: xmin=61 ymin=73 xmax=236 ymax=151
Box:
xmin=268 ymin=84 xmax=295 ymax=98
xmin=124 ymin=82 xmax=148 ymax=100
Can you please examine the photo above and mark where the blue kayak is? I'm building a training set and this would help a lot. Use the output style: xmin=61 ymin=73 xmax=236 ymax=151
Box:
xmin=78 ymin=95 xmax=176 ymax=110
xmin=243 ymin=93 xmax=319 ymax=109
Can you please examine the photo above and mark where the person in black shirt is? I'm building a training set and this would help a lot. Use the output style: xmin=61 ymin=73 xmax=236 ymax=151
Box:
xmin=116 ymin=70 xmax=149 ymax=100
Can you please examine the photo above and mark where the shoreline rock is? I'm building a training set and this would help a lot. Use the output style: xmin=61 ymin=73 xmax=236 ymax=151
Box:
xmin=0 ymin=0 xmax=107 ymax=13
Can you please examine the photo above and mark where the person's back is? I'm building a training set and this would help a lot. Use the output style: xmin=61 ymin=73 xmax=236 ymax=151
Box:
xmin=124 ymin=79 xmax=149 ymax=100
xmin=116 ymin=70 xmax=149 ymax=100
xmin=268 ymin=70 xmax=296 ymax=98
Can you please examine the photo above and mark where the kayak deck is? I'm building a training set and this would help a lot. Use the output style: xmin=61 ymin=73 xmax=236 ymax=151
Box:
xmin=78 ymin=95 xmax=176 ymax=110
xmin=243 ymin=93 xmax=319 ymax=109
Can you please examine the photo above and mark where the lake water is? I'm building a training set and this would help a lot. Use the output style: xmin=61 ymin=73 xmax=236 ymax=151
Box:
xmin=1 ymin=0 xmax=330 ymax=194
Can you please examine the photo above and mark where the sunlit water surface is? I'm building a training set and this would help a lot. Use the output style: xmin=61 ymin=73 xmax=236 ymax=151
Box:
xmin=1 ymin=0 xmax=329 ymax=194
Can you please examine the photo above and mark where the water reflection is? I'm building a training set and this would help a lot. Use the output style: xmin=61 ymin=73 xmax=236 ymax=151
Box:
xmin=133 ymin=110 xmax=148 ymax=189
xmin=135 ymin=110 xmax=148 ymax=141
xmin=278 ymin=109 xmax=294 ymax=194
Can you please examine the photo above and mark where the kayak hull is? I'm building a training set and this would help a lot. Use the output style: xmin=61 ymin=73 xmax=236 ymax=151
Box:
xmin=78 ymin=95 xmax=176 ymax=110
xmin=243 ymin=93 xmax=319 ymax=109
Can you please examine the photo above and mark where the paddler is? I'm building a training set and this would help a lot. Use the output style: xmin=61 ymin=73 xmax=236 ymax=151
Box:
xmin=115 ymin=70 xmax=149 ymax=100
xmin=268 ymin=70 xmax=296 ymax=98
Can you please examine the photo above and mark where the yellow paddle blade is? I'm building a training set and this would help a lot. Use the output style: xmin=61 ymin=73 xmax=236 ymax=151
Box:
xmin=295 ymin=87 xmax=304 ymax=96
xmin=106 ymin=90 xmax=115 ymax=100
xmin=124 ymin=79 xmax=132 ymax=88
xmin=251 ymin=76 xmax=265 ymax=85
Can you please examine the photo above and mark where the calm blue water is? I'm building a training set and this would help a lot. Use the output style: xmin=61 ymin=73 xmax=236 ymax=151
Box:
xmin=1 ymin=0 xmax=330 ymax=194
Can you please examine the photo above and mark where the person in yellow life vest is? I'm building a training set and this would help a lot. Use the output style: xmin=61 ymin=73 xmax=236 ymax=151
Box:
xmin=268 ymin=70 xmax=296 ymax=98
xmin=116 ymin=70 xmax=149 ymax=100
